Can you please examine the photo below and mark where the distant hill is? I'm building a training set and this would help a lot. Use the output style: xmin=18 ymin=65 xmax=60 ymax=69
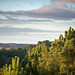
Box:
xmin=0 ymin=43 xmax=32 ymax=48
xmin=0 ymin=40 xmax=51 ymax=68
xmin=0 ymin=40 xmax=52 ymax=48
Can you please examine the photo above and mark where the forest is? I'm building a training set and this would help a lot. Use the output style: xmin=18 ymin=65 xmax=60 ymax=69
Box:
xmin=0 ymin=27 xmax=75 ymax=75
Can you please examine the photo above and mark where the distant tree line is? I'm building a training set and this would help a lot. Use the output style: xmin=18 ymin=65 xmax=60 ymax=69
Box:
xmin=0 ymin=27 xmax=75 ymax=75
xmin=0 ymin=40 xmax=51 ymax=68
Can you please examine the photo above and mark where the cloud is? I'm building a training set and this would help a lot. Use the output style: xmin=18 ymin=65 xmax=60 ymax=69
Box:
xmin=0 ymin=27 xmax=44 ymax=36
xmin=0 ymin=14 xmax=54 ymax=24
xmin=0 ymin=27 xmax=63 ymax=36
xmin=0 ymin=5 xmax=75 ymax=20
xmin=52 ymin=2 xmax=68 ymax=9
xmin=0 ymin=27 xmax=64 ymax=44
xmin=52 ymin=0 xmax=75 ymax=2
xmin=27 ymin=5 xmax=75 ymax=20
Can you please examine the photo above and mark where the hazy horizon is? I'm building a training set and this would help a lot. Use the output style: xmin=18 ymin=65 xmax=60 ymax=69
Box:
xmin=0 ymin=0 xmax=75 ymax=44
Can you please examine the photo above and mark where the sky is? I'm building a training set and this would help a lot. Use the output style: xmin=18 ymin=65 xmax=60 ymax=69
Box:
xmin=0 ymin=0 xmax=75 ymax=44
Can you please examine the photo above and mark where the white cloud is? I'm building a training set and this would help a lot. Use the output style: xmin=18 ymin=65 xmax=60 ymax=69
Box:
xmin=0 ymin=4 xmax=75 ymax=20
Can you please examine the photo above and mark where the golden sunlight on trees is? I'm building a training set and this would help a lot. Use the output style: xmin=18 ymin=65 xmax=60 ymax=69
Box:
xmin=0 ymin=27 xmax=75 ymax=75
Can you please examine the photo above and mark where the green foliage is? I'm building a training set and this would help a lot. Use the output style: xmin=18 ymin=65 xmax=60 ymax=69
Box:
xmin=0 ymin=47 xmax=27 ymax=68
xmin=0 ymin=27 xmax=75 ymax=75
xmin=0 ymin=56 xmax=26 ymax=75
xmin=20 ymin=27 xmax=75 ymax=75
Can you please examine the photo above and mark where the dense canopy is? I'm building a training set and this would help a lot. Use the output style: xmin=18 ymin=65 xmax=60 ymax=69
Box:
xmin=0 ymin=27 xmax=75 ymax=75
